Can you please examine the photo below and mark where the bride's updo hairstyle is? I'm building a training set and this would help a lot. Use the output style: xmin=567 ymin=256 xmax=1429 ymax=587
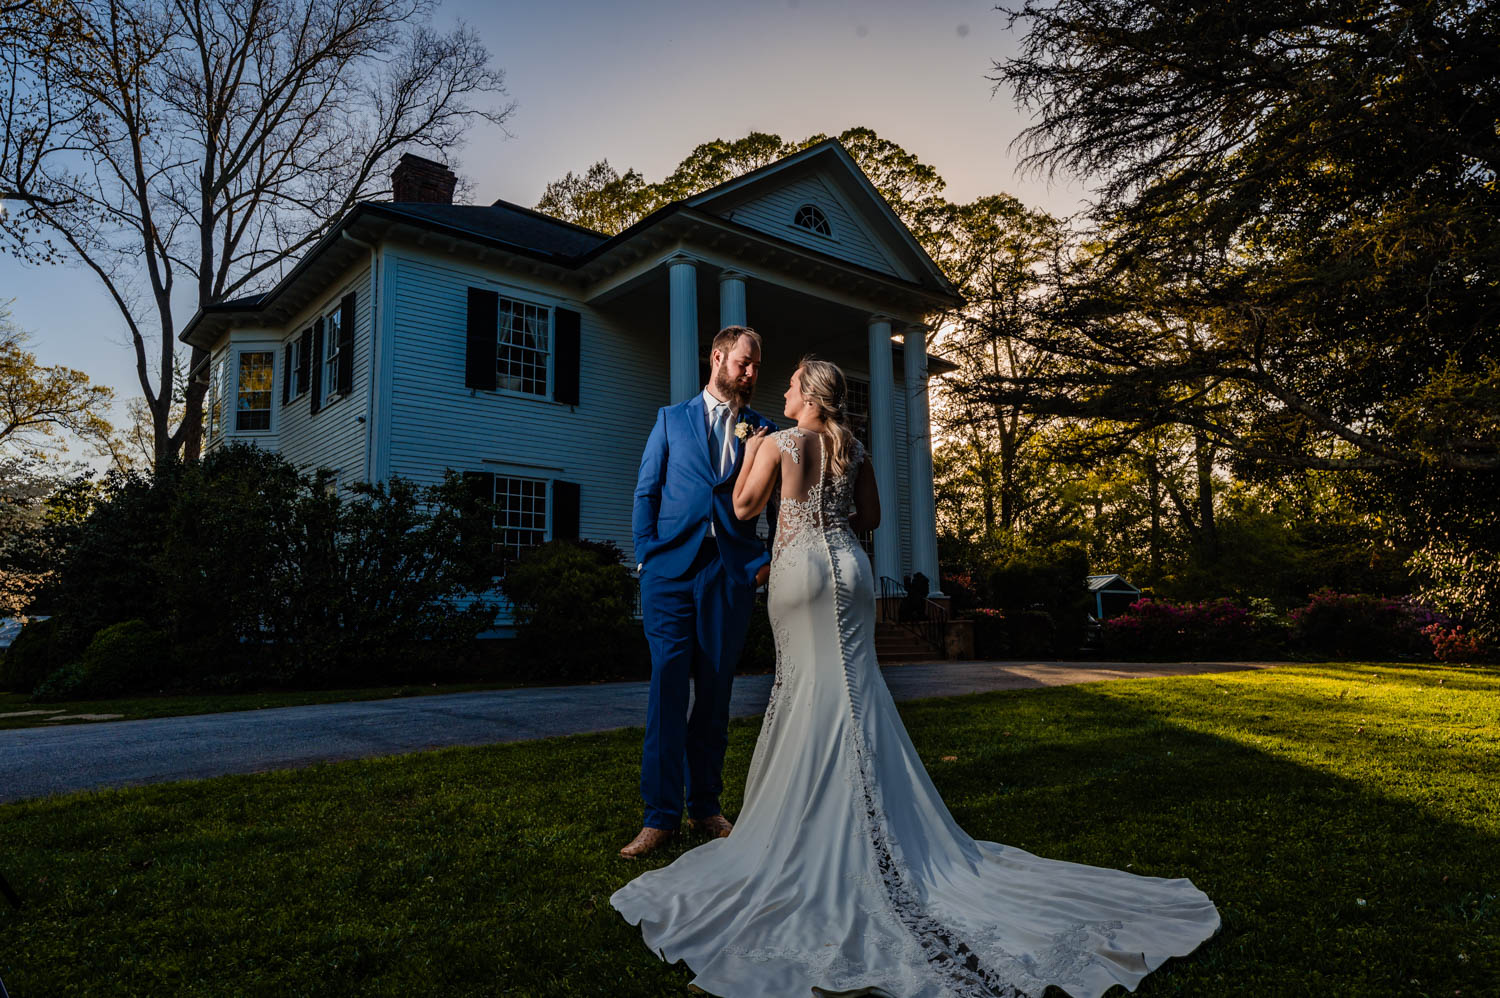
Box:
xmin=797 ymin=355 xmax=857 ymax=477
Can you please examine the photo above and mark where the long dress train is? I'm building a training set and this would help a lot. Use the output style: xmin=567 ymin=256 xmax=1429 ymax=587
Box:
xmin=611 ymin=428 xmax=1220 ymax=997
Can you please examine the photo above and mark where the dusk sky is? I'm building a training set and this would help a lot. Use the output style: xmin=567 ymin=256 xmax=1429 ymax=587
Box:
xmin=3 ymin=0 xmax=1092 ymax=468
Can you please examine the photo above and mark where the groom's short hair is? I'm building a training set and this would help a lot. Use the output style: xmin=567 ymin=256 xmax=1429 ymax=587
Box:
xmin=712 ymin=325 xmax=762 ymax=359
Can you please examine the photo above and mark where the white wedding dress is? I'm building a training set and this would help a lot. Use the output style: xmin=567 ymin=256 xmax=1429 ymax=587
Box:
xmin=611 ymin=428 xmax=1220 ymax=997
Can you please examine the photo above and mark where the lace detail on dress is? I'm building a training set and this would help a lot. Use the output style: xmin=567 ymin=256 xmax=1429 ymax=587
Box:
xmin=770 ymin=429 xmax=863 ymax=564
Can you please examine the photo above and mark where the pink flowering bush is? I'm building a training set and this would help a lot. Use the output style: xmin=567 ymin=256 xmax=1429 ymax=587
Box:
xmin=1421 ymin=623 xmax=1489 ymax=663
xmin=1103 ymin=597 xmax=1266 ymax=660
xmin=1288 ymin=589 xmax=1440 ymax=660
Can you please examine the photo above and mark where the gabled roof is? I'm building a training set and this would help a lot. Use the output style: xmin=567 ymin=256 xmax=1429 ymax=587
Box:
xmin=1086 ymin=574 xmax=1141 ymax=593
xmin=180 ymin=140 xmax=963 ymax=348
xmin=682 ymin=138 xmax=960 ymax=298
xmin=384 ymin=199 xmax=609 ymax=259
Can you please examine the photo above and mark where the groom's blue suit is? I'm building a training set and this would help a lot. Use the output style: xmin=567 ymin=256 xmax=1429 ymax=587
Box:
xmin=633 ymin=394 xmax=777 ymax=830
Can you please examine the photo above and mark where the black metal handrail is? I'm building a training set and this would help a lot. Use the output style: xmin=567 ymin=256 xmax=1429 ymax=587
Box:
xmin=878 ymin=575 xmax=950 ymax=656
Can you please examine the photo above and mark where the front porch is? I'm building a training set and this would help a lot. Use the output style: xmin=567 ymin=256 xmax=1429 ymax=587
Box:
xmin=584 ymin=236 xmax=948 ymax=599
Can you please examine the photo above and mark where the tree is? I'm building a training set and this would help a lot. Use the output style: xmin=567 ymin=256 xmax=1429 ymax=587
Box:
xmin=534 ymin=127 xmax=952 ymax=244
xmin=1 ymin=0 xmax=515 ymax=468
xmin=988 ymin=0 xmax=1500 ymax=475
xmin=0 ymin=299 xmax=114 ymax=459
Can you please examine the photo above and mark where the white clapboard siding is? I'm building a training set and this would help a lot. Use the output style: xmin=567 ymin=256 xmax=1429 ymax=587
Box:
xmin=271 ymin=263 xmax=375 ymax=489
xmin=382 ymin=250 xmax=670 ymax=630
xmin=722 ymin=174 xmax=903 ymax=279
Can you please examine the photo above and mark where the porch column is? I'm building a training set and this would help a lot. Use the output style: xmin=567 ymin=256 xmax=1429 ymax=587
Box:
xmin=867 ymin=315 xmax=903 ymax=587
xmin=668 ymin=254 xmax=699 ymax=402
xmin=903 ymin=326 xmax=942 ymax=597
xmin=719 ymin=270 xmax=747 ymax=329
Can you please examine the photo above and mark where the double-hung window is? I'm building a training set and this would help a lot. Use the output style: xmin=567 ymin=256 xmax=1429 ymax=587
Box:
xmin=206 ymin=355 xmax=228 ymax=441
xmin=236 ymin=351 xmax=274 ymax=431
xmin=493 ymin=475 xmax=549 ymax=561
xmin=497 ymin=296 xmax=550 ymax=396
xmin=323 ymin=307 xmax=343 ymax=395
xmin=288 ymin=337 xmax=304 ymax=398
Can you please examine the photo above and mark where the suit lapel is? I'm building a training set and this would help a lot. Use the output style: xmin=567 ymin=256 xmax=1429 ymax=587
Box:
xmin=685 ymin=394 xmax=713 ymax=475
xmin=721 ymin=407 xmax=757 ymax=483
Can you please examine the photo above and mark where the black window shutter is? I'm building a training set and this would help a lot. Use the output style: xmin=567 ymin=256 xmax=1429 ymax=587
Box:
xmin=553 ymin=308 xmax=581 ymax=406
xmin=297 ymin=328 xmax=311 ymax=398
xmin=310 ymin=317 xmax=325 ymax=414
xmin=337 ymin=292 xmax=355 ymax=396
xmin=552 ymin=479 xmax=580 ymax=541
xmin=466 ymin=288 xmax=497 ymax=390
xmin=282 ymin=342 xmax=292 ymax=406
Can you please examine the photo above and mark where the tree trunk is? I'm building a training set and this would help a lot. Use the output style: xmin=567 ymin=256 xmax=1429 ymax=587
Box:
xmin=1194 ymin=431 xmax=1217 ymax=559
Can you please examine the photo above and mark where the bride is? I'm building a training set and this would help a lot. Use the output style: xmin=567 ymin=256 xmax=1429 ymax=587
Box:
xmin=610 ymin=357 xmax=1220 ymax=998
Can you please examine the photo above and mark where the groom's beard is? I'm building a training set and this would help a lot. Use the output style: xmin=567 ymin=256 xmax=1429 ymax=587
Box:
xmin=713 ymin=365 xmax=754 ymax=408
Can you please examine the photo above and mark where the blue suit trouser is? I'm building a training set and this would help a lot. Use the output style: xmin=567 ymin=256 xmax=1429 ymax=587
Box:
xmin=639 ymin=537 xmax=754 ymax=830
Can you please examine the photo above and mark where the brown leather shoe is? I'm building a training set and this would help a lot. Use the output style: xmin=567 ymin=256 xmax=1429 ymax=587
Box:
xmin=619 ymin=826 xmax=676 ymax=859
xmin=688 ymin=814 xmax=733 ymax=838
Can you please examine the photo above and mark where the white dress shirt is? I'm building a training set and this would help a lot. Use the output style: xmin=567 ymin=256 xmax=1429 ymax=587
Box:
xmin=702 ymin=386 xmax=739 ymax=537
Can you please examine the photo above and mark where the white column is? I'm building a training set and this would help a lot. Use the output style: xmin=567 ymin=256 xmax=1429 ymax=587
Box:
xmin=904 ymin=327 xmax=942 ymax=597
xmin=719 ymin=270 xmax=747 ymax=329
xmin=867 ymin=315 xmax=903 ymax=588
xmin=668 ymin=254 xmax=699 ymax=403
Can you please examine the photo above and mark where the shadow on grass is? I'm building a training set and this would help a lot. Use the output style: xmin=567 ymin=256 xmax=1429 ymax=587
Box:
xmin=0 ymin=666 xmax=1495 ymax=996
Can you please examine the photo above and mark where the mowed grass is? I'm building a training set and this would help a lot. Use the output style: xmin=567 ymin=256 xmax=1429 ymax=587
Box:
xmin=0 ymin=661 xmax=1496 ymax=997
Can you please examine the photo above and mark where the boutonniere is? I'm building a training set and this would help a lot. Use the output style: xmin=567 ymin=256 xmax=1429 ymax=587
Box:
xmin=734 ymin=418 xmax=753 ymax=441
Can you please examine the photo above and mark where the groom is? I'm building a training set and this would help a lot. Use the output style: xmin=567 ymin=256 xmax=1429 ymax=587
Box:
xmin=621 ymin=325 xmax=777 ymax=859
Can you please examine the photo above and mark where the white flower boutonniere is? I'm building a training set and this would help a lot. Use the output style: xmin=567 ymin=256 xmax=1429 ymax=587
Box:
xmin=734 ymin=419 xmax=753 ymax=441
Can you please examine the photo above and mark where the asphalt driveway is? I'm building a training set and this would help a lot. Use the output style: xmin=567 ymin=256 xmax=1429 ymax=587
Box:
xmin=0 ymin=659 xmax=1276 ymax=803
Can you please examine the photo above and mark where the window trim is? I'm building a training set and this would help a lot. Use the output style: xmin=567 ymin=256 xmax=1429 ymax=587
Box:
xmin=288 ymin=335 xmax=305 ymax=399
xmin=791 ymin=202 xmax=834 ymax=239
xmin=234 ymin=348 xmax=276 ymax=434
xmin=322 ymin=304 xmax=344 ymax=399
xmin=492 ymin=293 xmax=555 ymax=401
xmin=206 ymin=353 xmax=229 ymax=443
xmin=490 ymin=473 xmax=552 ymax=566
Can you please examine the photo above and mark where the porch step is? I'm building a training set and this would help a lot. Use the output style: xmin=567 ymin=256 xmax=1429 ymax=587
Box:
xmin=875 ymin=622 xmax=943 ymax=664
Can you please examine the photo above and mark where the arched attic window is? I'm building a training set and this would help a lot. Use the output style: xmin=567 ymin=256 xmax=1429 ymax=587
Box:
xmin=793 ymin=203 xmax=832 ymax=237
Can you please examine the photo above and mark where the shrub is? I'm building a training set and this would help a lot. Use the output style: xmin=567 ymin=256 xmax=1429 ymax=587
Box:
xmin=32 ymin=619 xmax=169 ymax=701
xmin=0 ymin=616 xmax=71 ymax=694
xmin=940 ymin=572 xmax=979 ymax=615
xmin=1421 ymin=623 xmax=1489 ymax=663
xmin=1103 ymin=597 xmax=1274 ymax=660
xmin=970 ymin=608 xmax=1008 ymax=659
xmin=985 ymin=543 xmax=1090 ymax=654
xmin=1289 ymin=589 xmax=1438 ymax=660
xmin=41 ymin=445 xmax=502 ymax=693
xmin=500 ymin=540 xmax=649 ymax=682
xmin=1009 ymin=609 xmax=1057 ymax=658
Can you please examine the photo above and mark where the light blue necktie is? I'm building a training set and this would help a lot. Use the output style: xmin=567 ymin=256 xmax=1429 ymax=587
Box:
xmin=710 ymin=402 xmax=731 ymax=476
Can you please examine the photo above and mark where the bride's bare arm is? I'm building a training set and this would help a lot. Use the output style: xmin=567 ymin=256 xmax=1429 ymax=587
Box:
xmin=849 ymin=458 xmax=880 ymax=534
xmin=733 ymin=430 xmax=780 ymax=520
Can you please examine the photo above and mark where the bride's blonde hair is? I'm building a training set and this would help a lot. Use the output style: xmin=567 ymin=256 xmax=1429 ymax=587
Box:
xmin=797 ymin=356 xmax=857 ymax=477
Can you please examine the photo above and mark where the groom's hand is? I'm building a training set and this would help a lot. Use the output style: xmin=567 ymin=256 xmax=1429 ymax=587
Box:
xmin=754 ymin=564 xmax=770 ymax=588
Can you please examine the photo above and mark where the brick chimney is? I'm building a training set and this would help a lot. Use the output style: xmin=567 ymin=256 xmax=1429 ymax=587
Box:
xmin=391 ymin=153 xmax=457 ymax=204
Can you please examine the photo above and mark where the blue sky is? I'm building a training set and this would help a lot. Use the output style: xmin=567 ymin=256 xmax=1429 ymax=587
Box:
xmin=2 ymin=0 xmax=1089 ymax=468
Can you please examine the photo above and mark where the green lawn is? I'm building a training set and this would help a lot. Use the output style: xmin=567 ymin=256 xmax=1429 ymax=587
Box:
xmin=0 ymin=681 xmax=526 ymax=731
xmin=1 ymin=661 xmax=1496 ymax=996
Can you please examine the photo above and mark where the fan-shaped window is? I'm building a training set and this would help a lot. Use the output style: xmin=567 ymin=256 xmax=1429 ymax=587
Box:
xmin=793 ymin=203 xmax=832 ymax=237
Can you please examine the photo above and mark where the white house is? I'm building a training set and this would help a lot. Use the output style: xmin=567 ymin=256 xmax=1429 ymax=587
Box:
xmin=180 ymin=140 xmax=964 ymax=628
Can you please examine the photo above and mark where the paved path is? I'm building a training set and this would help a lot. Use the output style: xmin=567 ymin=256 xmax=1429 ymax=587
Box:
xmin=0 ymin=660 xmax=1276 ymax=804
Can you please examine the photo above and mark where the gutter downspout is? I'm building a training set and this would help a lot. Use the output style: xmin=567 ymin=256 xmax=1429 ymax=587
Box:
xmin=341 ymin=229 xmax=380 ymax=485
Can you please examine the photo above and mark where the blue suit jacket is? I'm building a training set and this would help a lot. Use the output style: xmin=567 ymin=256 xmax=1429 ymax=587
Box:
xmin=633 ymin=396 xmax=778 ymax=585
